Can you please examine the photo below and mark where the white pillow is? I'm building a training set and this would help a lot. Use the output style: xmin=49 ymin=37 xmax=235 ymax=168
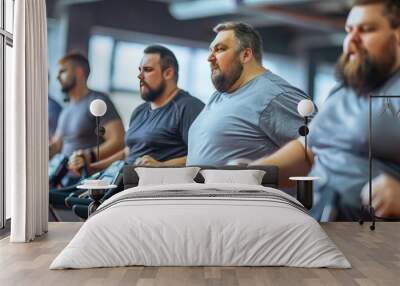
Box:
xmin=200 ymin=169 xmax=266 ymax=185
xmin=135 ymin=167 xmax=200 ymax=186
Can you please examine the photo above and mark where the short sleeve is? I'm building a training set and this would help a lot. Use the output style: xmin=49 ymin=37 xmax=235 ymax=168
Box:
xmin=259 ymin=93 xmax=311 ymax=147
xmin=96 ymin=94 xmax=122 ymax=125
xmin=179 ymin=96 xmax=205 ymax=146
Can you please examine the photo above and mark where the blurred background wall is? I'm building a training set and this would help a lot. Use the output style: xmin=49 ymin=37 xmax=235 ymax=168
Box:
xmin=46 ymin=0 xmax=352 ymax=128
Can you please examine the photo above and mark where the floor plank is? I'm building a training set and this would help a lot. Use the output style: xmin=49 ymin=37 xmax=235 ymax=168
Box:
xmin=0 ymin=222 xmax=399 ymax=286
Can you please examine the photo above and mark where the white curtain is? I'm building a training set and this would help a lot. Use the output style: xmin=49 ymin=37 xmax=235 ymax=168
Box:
xmin=7 ymin=0 xmax=48 ymax=242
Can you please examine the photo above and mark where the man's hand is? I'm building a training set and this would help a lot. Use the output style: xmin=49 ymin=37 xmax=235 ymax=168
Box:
xmin=361 ymin=174 xmax=400 ymax=217
xmin=68 ymin=150 xmax=90 ymax=176
xmin=135 ymin=155 xmax=163 ymax=166
xmin=49 ymin=134 xmax=62 ymax=159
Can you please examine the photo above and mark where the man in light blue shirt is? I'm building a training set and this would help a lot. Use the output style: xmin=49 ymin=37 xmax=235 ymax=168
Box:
xmin=253 ymin=0 xmax=400 ymax=220
xmin=187 ymin=22 xmax=313 ymax=166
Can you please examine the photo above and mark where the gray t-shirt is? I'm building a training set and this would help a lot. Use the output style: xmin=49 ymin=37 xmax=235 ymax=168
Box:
xmin=56 ymin=90 xmax=121 ymax=156
xmin=125 ymin=90 xmax=204 ymax=164
xmin=187 ymin=71 xmax=311 ymax=166
xmin=308 ymin=71 xmax=400 ymax=220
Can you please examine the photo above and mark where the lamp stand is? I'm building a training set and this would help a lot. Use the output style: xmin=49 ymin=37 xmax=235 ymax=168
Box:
xmin=96 ymin=116 xmax=100 ymax=161
xmin=94 ymin=116 xmax=105 ymax=162
xmin=298 ymin=116 xmax=310 ymax=163
xmin=304 ymin=116 xmax=308 ymax=161
xmin=359 ymin=95 xmax=376 ymax=230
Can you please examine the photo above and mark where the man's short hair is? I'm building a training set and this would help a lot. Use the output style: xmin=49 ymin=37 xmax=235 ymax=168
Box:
xmin=353 ymin=0 xmax=400 ymax=28
xmin=59 ymin=52 xmax=91 ymax=79
xmin=213 ymin=22 xmax=263 ymax=64
xmin=144 ymin=45 xmax=179 ymax=83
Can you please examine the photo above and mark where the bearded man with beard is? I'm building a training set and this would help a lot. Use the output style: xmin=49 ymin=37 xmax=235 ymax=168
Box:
xmin=187 ymin=22 xmax=312 ymax=167
xmin=69 ymin=45 xmax=204 ymax=175
xmin=49 ymin=52 xmax=125 ymax=187
xmin=252 ymin=0 xmax=400 ymax=221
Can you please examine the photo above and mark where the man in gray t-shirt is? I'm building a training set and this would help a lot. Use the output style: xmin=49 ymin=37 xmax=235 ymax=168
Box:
xmin=50 ymin=53 xmax=125 ymax=183
xmin=187 ymin=22 xmax=312 ymax=166
xmin=56 ymin=90 xmax=122 ymax=157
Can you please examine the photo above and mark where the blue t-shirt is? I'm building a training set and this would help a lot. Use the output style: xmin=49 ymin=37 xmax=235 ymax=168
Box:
xmin=56 ymin=91 xmax=121 ymax=156
xmin=125 ymin=90 xmax=204 ymax=164
xmin=187 ymin=71 xmax=312 ymax=166
xmin=308 ymin=71 xmax=400 ymax=220
xmin=48 ymin=96 xmax=62 ymax=139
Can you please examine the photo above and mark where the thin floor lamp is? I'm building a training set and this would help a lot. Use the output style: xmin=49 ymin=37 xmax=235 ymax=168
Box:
xmin=359 ymin=94 xmax=400 ymax=230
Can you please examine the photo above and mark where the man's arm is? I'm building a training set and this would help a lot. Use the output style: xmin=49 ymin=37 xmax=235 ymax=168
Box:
xmin=69 ymin=147 xmax=127 ymax=175
xmin=162 ymin=156 xmax=186 ymax=166
xmin=134 ymin=155 xmax=186 ymax=167
xmin=251 ymin=139 xmax=314 ymax=187
xmin=88 ymin=147 xmax=127 ymax=174
xmin=67 ymin=119 xmax=125 ymax=174
xmin=49 ymin=133 xmax=63 ymax=159
xmin=95 ymin=119 xmax=125 ymax=160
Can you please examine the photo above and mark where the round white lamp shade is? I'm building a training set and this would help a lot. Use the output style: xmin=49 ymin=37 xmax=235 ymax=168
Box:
xmin=297 ymin=99 xmax=314 ymax=117
xmin=89 ymin=99 xmax=107 ymax=117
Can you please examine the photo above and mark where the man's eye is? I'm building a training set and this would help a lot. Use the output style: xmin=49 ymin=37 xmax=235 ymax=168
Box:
xmin=361 ymin=26 xmax=374 ymax=32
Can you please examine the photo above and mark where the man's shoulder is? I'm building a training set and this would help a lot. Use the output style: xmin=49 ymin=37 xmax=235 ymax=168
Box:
xmin=174 ymin=90 xmax=205 ymax=108
xmin=325 ymin=84 xmax=347 ymax=101
xmin=259 ymin=71 xmax=306 ymax=96
xmin=128 ymin=102 xmax=149 ymax=125
xmin=88 ymin=90 xmax=111 ymax=101
xmin=380 ymin=70 xmax=400 ymax=95
xmin=48 ymin=97 xmax=62 ymax=110
xmin=132 ymin=102 xmax=149 ymax=114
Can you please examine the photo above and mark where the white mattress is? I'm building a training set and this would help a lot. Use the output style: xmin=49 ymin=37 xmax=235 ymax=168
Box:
xmin=50 ymin=183 xmax=351 ymax=269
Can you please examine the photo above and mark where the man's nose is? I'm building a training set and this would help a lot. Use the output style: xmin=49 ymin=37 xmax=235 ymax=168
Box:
xmin=207 ymin=52 xmax=215 ymax=63
xmin=348 ymin=29 xmax=362 ymax=47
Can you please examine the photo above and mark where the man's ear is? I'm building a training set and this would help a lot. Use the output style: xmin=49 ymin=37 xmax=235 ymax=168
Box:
xmin=76 ymin=66 xmax=85 ymax=80
xmin=163 ymin=66 xmax=175 ymax=81
xmin=241 ymin=48 xmax=253 ymax=64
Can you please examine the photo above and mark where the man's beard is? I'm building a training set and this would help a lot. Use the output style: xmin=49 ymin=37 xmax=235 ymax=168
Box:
xmin=140 ymin=79 xmax=166 ymax=102
xmin=211 ymin=58 xmax=243 ymax=93
xmin=61 ymin=76 xmax=77 ymax=94
xmin=335 ymin=45 xmax=396 ymax=96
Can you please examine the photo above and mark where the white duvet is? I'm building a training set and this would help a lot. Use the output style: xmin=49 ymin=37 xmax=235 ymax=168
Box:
xmin=50 ymin=183 xmax=351 ymax=269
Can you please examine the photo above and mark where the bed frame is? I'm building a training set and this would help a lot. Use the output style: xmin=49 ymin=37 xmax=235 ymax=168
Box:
xmin=123 ymin=165 xmax=279 ymax=190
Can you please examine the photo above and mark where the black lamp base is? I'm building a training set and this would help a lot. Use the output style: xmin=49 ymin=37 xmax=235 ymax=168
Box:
xmin=88 ymin=188 xmax=107 ymax=217
xmin=358 ymin=205 xmax=376 ymax=231
xmin=296 ymin=180 xmax=313 ymax=210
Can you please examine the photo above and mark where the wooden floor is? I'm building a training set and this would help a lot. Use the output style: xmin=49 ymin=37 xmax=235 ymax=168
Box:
xmin=0 ymin=222 xmax=399 ymax=286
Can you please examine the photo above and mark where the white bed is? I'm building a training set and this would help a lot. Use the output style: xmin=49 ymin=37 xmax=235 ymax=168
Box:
xmin=50 ymin=183 xmax=351 ymax=269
